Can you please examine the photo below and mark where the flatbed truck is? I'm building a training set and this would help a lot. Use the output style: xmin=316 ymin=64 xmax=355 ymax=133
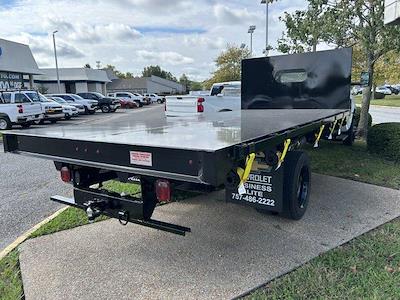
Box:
xmin=2 ymin=48 xmax=355 ymax=235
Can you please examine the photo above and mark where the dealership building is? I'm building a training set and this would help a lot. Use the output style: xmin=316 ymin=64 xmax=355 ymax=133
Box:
xmin=1 ymin=37 xmax=184 ymax=95
xmin=34 ymin=68 xmax=110 ymax=94
xmin=106 ymin=75 xmax=186 ymax=95
xmin=0 ymin=38 xmax=42 ymax=90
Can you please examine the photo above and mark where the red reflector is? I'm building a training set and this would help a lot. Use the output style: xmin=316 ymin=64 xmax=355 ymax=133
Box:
xmin=197 ymin=97 xmax=205 ymax=113
xmin=155 ymin=179 xmax=171 ymax=202
xmin=60 ymin=166 xmax=71 ymax=182
xmin=17 ymin=105 xmax=23 ymax=114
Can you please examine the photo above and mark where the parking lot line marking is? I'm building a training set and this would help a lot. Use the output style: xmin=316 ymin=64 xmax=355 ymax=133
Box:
xmin=0 ymin=206 xmax=68 ymax=260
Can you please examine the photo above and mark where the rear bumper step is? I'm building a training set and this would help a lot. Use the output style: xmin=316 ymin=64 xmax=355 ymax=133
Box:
xmin=50 ymin=189 xmax=191 ymax=236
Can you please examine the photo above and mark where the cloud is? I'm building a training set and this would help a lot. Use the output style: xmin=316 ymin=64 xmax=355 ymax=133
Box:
xmin=136 ymin=50 xmax=194 ymax=65
xmin=45 ymin=18 xmax=142 ymax=43
xmin=213 ymin=4 xmax=262 ymax=25
xmin=183 ymin=35 xmax=225 ymax=50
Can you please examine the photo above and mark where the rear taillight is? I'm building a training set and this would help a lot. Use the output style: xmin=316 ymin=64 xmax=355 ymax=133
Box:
xmin=60 ymin=166 xmax=71 ymax=182
xmin=17 ymin=105 xmax=23 ymax=114
xmin=197 ymin=97 xmax=205 ymax=113
xmin=155 ymin=179 xmax=171 ymax=202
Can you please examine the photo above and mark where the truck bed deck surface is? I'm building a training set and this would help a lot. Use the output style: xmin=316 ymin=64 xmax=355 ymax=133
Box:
xmin=4 ymin=109 xmax=348 ymax=152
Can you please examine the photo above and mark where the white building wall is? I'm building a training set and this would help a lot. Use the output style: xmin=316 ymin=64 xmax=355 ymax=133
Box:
xmin=147 ymin=80 xmax=177 ymax=94
xmin=87 ymin=82 xmax=103 ymax=93
xmin=75 ymin=82 xmax=88 ymax=93
xmin=385 ymin=0 xmax=400 ymax=25
xmin=35 ymin=82 xmax=66 ymax=93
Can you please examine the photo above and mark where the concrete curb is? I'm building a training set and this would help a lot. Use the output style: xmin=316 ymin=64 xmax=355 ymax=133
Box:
xmin=0 ymin=206 xmax=68 ymax=260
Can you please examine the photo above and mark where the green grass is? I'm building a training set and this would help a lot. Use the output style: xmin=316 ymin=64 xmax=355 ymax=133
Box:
xmin=304 ymin=140 xmax=400 ymax=190
xmin=355 ymin=95 xmax=400 ymax=107
xmin=248 ymin=217 xmax=400 ymax=299
xmin=0 ymin=250 xmax=23 ymax=300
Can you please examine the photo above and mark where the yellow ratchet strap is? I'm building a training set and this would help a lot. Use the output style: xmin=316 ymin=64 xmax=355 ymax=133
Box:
xmin=328 ymin=120 xmax=338 ymax=140
xmin=314 ymin=125 xmax=325 ymax=148
xmin=276 ymin=139 xmax=291 ymax=170
xmin=338 ymin=116 xmax=346 ymax=135
xmin=237 ymin=153 xmax=256 ymax=194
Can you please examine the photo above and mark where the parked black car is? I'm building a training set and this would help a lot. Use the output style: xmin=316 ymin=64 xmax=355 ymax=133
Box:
xmin=77 ymin=92 xmax=121 ymax=113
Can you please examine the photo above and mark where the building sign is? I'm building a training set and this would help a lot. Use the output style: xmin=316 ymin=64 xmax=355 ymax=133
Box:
xmin=0 ymin=72 xmax=23 ymax=90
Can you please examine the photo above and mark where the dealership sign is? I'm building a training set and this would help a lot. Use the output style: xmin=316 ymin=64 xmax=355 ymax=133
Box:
xmin=0 ymin=72 xmax=23 ymax=90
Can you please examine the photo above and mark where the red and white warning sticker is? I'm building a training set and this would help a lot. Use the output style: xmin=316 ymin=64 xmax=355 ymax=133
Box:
xmin=130 ymin=151 xmax=152 ymax=166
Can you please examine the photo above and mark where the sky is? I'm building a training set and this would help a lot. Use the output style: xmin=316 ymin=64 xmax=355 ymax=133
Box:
xmin=0 ymin=0 xmax=308 ymax=81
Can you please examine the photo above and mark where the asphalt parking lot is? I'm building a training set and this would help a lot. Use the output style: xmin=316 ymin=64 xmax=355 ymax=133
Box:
xmin=0 ymin=105 xmax=162 ymax=252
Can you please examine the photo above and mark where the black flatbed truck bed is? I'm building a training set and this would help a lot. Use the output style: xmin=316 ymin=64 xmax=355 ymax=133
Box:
xmin=2 ymin=48 xmax=355 ymax=235
xmin=2 ymin=108 xmax=348 ymax=185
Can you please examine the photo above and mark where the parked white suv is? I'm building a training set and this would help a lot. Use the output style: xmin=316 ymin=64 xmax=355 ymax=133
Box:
xmin=49 ymin=96 xmax=85 ymax=115
xmin=107 ymin=92 xmax=149 ymax=107
xmin=48 ymin=93 xmax=98 ymax=114
xmin=0 ymin=91 xmax=43 ymax=129
xmin=144 ymin=93 xmax=165 ymax=104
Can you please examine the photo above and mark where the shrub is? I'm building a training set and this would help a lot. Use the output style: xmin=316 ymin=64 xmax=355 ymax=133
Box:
xmin=367 ymin=123 xmax=400 ymax=161
xmin=353 ymin=107 xmax=372 ymax=128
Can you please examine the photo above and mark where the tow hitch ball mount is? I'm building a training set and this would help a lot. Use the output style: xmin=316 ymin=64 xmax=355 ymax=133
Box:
xmin=83 ymin=200 xmax=106 ymax=223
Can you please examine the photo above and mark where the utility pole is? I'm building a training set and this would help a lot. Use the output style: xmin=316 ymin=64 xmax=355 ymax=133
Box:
xmin=261 ymin=0 xmax=269 ymax=56
xmin=248 ymin=25 xmax=256 ymax=56
xmin=52 ymin=30 xmax=61 ymax=92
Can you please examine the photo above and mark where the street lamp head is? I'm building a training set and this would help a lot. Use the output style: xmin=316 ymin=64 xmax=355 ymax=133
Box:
xmin=240 ymin=43 xmax=246 ymax=49
xmin=261 ymin=0 xmax=268 ymax=3
xmin=249 ymin=25 xmax=256 ymax=31
xmin=53 ymin=30 xmax=58 ymax=34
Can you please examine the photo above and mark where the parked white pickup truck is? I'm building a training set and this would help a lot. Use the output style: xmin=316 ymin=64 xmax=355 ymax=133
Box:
xmin=0 ymin=91 xmax=43 ymax=129
xmin=165 ymin=81 xmax=241 ymax=117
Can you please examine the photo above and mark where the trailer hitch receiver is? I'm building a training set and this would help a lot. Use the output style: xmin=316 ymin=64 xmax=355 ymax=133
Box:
xmin=84 ymin=200 xmax=106 ymax=223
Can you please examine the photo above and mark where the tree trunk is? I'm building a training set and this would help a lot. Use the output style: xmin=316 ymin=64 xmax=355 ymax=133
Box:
xmin=356 ymin=56 xmax=374 ymax=139
xmin=312 ymin=43 xmax=317 ymax=52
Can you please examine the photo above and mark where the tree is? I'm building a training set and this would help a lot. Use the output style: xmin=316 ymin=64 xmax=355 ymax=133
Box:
xmin=279 ymin=0 xmax=400 ymax=138
xmin=204 ymin=44 xmax=250 ymax=89
xmin=190 ymin=81 xmax=203 ymax=91
xmin=84 ymin=63 xmax=91 ymax=68
xmin=142 ymin=65 xmax=177 ymax=82
xmin=179 ymin=74 xmax=203 ymax=92
xmin=105 ymin=64 xmax=134 ymax=79
xmin=277 ymin=0 xmax=330 ymax=53
xmin=330 ymin=1 xmax=400 ymax=138
xmin=179 ymin=74 xmax=190 ymax=91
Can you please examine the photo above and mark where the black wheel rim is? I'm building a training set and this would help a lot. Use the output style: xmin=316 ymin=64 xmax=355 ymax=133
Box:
xmin=296 ymin=167 xmax=310 ymax=208
xmin=0 ymin=119 xmax=8 ymax=129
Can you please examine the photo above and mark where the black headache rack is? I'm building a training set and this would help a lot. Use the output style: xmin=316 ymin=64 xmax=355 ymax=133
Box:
xmin=2 ymin=48 xmax=353 ymax=235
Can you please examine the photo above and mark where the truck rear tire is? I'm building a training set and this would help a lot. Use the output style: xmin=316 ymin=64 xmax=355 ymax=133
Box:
xmin=282 ymin=151 xmax=311 ymax=220
xmin=0 ymin=116 xmax=11 ymax=130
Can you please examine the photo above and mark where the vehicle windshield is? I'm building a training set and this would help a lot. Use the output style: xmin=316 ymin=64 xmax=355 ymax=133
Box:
xmin=70 ymin=94 xmax=84 ymax=100
xmin=52 ymin=97 xmax=67 ymax=104
xmin=25 ymin=92 xmax=42 ymax=102
xmin=92 ymin=92 xmax=105 ymax=98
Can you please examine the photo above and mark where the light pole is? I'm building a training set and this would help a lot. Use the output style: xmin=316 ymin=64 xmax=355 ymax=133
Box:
xmin=248 ymin=25 xmax=256 ymax=56
xmin=52 ymin=30 xmax=61 ymax=92
xmin=261 ymin=0 xmax=269 ymax=56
